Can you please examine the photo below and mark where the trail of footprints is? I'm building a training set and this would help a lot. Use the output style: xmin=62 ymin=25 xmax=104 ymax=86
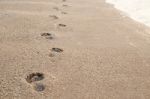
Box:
xmin=26 ymin=0 xmax=68 ymax=92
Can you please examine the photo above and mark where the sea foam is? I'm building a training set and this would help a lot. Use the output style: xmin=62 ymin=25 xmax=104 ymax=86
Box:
xmin=106 ymin=0 xmax=150 ymax=27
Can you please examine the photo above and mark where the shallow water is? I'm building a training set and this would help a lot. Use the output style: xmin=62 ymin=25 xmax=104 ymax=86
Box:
xmin=106 ymin=0 xmax=150 ymax=27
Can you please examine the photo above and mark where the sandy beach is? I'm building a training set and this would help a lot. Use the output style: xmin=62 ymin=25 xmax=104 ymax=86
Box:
xmin=0 ymin=0 xmax=150 ymax=99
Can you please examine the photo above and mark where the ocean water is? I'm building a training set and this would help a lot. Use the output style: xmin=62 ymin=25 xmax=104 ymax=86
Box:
xmin=106 ymin=0 xmax=150 ymax=27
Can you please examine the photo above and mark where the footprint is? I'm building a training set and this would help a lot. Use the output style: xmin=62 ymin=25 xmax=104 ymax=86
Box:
xmin=53 ymin=7 xmax=60 ymax=11
xmin=49 ymin=15 xmax=59 ymax=20
xmin=41 ymin=33 xmax=51 ymax=36
xmin=49 ymin=48 xmax=63 ymax=57
xmin=62 ymin=0 xmax=66 ymax=2
xmin=41 ymin=33 xmax=54 ymax=40
xmin=51 ymin=48 xmax=63 ymax=53
xmin=62 ymin=4 xmax=68 ymax=7
xmin=58 ymin=24 xmax=67 ymax=27
xmin=26 ymin=73 xmax=44 ymax=83
xmin=34 ymin=83 xmax=45 ymax=92
xmin=61 ymin=11 xmax=67 ymax=14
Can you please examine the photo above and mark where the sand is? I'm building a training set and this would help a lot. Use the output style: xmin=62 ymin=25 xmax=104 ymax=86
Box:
xmin=0 ymin=0 xmax=150 ymax=99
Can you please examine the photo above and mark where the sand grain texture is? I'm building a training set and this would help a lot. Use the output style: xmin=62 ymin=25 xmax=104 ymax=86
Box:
xmin=0 ymin=0 xmax=150 ymax=99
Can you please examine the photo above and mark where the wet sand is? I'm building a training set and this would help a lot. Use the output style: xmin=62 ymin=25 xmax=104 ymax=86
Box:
xmin=0 ymin=0 xmax=150 ymax=99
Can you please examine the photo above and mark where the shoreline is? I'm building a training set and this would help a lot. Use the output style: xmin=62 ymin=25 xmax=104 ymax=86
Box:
xmin=106 ymin=0 xmax=150 ymax=27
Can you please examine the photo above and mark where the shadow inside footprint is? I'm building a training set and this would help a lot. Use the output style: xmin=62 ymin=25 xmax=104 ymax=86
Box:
xmin=34 ymin=83 xmax=45 ymax=92
xmin=49 ymin=53 xmax=55 ymax=57
xmin=49 ymin=15 xmax=59 ymax=20
xmin=41 ymin=33 xmax=53 ymax=40
xmin=58 ymin=24 xmax=67 ymax=27
xmin=53 ymin=7 xmax=60 ymax=11
xmin=41 ymin=33 xmax=51 ymax=36
xmin=26 ymin=73 xmax=44 ymax=83
xmin=62 ymin=4 xmax=68 ymax=7
xmin=51 ymin=48 xmax=63 ymax=53
xmin=61 ymin=11 xmax=67 ymax=14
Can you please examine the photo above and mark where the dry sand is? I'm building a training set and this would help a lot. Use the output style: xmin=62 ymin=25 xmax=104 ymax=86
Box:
xmin=0 ymin=0 xmax=150 ymax=99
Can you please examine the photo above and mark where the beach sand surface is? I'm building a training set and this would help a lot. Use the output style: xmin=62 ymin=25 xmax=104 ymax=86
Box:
xmin=0 ymin=0 xmax=150 ymax=99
